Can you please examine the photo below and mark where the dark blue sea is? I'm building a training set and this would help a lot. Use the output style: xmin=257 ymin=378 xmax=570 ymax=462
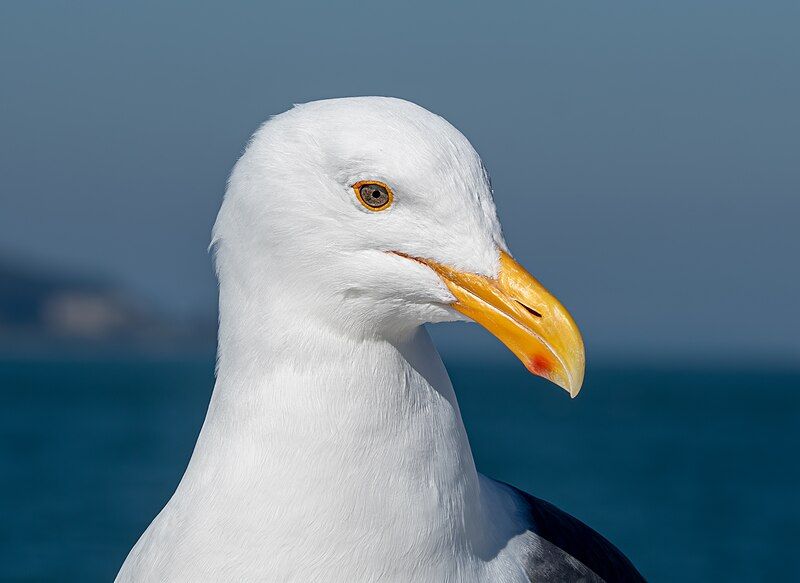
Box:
xmin=1 ymin=358 xmax=798 ymax=582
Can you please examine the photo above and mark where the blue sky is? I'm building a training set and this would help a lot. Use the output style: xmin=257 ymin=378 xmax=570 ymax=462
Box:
xmin=1 ymin=1 xmax=798 ymax=362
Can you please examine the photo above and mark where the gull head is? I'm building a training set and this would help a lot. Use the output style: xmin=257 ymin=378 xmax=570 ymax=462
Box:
xmin=212 ymin=97 xmax=584 ymax=396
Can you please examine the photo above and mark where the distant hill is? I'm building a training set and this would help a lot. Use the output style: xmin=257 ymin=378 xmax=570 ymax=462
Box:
xmin=0 ymin=255 xmax=215 ymax=355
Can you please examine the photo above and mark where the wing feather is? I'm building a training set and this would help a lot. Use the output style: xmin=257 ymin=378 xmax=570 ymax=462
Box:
xmin=501 ymin=482 xmax=647 ymax=583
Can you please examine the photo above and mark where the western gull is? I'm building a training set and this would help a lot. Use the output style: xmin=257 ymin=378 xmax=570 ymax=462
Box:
xmin=116 ymin=97 xmax=645 ymax=582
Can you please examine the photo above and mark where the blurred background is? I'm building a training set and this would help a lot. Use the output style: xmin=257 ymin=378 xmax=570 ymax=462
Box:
xmin=1 ymin=1 xmax=798 ymax=581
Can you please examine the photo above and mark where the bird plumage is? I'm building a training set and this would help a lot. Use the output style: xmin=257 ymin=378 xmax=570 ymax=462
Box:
xmin=116 ymin=97 xmax=643 ymax=582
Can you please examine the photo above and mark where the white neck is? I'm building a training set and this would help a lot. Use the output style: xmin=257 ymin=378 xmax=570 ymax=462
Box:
xmin=173 ymin=281 xmax=494 ymax=574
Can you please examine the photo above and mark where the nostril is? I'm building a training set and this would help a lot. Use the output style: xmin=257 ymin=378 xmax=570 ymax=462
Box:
xmin=516 ymin=300 xmax=542 ymax=318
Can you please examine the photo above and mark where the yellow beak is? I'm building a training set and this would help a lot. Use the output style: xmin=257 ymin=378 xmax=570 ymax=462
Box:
xmin=415 ymin=251 xmax=585 ymax=397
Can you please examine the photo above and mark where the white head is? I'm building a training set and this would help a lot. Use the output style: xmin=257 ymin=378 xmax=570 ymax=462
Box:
xmin=212 ymin=97 xmax=584 ymax=394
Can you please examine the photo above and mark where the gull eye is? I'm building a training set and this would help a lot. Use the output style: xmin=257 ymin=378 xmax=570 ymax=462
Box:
xmin=353 ymin=180 xmax=393 ymax=211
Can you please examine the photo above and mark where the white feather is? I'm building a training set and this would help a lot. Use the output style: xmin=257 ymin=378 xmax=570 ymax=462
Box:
xmin=116 ymin=97 xmax=535 ymax=582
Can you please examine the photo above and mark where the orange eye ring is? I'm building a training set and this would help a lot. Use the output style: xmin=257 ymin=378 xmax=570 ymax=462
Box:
xmin=353 ymin=180 xmax=393 ymax=212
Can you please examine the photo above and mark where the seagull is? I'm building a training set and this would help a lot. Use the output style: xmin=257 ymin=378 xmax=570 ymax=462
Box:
xmin=116 ymin=97 xmax=645 ymax=582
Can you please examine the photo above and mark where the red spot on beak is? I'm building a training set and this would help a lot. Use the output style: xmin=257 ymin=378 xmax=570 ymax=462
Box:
xmin=526 ymin=354 xmax=552 ymax=377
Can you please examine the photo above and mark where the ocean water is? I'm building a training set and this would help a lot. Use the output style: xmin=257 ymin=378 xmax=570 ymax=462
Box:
xmin=0 ymin=358 xmax=798 ymax=582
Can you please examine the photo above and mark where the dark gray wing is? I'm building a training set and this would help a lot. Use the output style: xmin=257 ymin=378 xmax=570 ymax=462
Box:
xmin=503 ymin=482 xmax=646 ymax=583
